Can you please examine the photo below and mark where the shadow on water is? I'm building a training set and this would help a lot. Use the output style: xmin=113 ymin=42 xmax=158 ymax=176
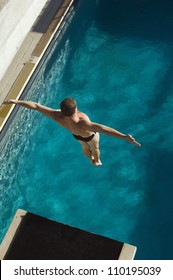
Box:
xmin=95 ymin=0 xmax=173 ymax=43
xmin=31 ymin=0 xmax=173 ymax=49
xmin=43 ymin=0 xmax=98 ymax=84
xmin=147 ymin=58 xmax=173 ymax=115
xmin=44 ymin=0 xmax=173 ymax=93
xmin=131 ymin=149 xmax=173 ymax=259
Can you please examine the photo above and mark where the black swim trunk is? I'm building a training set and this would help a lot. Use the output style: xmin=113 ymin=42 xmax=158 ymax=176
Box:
xmin=72 ymin=132 xmax=96 ymax=142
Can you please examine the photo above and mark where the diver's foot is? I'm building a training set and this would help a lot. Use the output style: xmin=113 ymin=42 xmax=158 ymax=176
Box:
xmin=91 ymin=159 xmax=102 ymax=166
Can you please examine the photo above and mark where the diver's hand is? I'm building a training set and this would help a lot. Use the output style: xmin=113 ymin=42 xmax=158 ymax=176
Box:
xmin=3 ymin=99 xmax=18 ymax=105
xmin=125 ymin=134 xmax=141 ymax=147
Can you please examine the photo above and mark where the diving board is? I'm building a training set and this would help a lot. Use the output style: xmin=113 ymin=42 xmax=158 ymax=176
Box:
xmin=0 ymin=209 xmax=137 ymax=260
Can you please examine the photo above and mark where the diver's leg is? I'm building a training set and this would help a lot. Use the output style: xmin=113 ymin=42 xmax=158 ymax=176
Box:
xmin=78 ymin=141 xmax=94 ymax=161
xmin=88 ymin=133 xmax=102 ymax=166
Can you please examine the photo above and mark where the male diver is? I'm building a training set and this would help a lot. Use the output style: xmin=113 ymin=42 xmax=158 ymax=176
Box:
xmin=3 ymin=97 xmax=141 ymax=166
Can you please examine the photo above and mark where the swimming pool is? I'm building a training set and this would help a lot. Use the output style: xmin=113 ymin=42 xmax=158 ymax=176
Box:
xmin=1 ymin=0 xmax=173 ymax=259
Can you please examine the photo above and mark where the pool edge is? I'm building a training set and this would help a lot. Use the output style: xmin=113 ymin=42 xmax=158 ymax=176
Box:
xmin=0 ymin=209 xmax=27 ymax=260
xmin=0 ymin=0 xmax=75 ymax=133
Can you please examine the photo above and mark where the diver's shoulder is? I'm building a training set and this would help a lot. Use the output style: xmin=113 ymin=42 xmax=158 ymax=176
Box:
xmin=77 ymin=110 xmax=90 ymax=119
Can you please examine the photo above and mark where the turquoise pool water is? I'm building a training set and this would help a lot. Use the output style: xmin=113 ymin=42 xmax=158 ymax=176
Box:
xmin=1 ymin=0 xmax=173 ymax=259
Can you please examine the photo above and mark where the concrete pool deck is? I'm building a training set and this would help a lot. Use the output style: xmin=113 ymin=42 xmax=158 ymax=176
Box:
xmin=0 ymin=0 xmax=75 ymax=132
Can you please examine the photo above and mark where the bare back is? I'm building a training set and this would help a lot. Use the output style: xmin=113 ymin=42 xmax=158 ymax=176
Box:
xmin=56 ymin=110 xmax=94 ymax=137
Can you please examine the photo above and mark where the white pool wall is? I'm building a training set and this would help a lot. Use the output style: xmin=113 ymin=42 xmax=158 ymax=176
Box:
xmin=0 ymin=0 xmax=48 ymax=80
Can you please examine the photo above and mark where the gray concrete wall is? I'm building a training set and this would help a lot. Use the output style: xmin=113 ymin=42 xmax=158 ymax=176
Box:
xmin=0 ymin=0 xmax=48 ymax=80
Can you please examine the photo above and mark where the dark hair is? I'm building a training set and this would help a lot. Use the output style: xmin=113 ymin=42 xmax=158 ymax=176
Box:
xmin=60 ymin=97 xmax=77 ymax=116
